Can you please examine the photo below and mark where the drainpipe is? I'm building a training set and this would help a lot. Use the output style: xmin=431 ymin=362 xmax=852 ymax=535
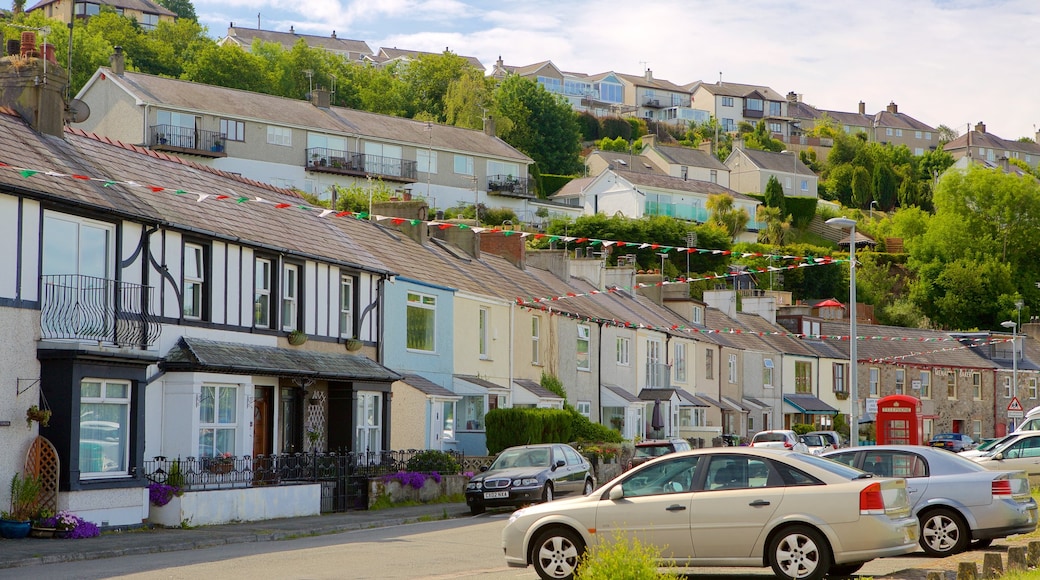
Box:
xmin=509 ymin=300 xmax=514 ymax=409
xmin=143 ymin=103 xmax=150 ymax=145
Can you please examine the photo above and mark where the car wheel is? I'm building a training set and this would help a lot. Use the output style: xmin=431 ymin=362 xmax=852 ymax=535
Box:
xmin=531 ymin=526 xmax=584 ymax=580
xmin=920 ymin=508 xmax=969 ymax=557
xmin=469 ymin=502 xmax=485 ymax=516
xmin=827 ymin=562 xmax=864 ymax=577
xmin=582 ymin=478 xmax=594 ymax=496
xmin=542 ymin=482 xmax=554 ymax=503
xmin=971 ymin=538 xmax=994 ymax=549
xmin=768 ymin=524 xmax=831 ymax=580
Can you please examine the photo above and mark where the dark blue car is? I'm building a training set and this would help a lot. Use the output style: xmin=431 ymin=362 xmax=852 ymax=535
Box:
xmin=929 ymin=432 xmax=976 ymax=452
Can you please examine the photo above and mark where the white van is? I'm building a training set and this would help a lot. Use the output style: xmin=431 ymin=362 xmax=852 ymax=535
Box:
xmin=1014 ymin=406 xmax=1040 ymax=432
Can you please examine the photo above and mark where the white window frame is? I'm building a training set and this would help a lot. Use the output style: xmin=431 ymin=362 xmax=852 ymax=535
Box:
xmin=869 ymin=367 xmax=880 ymax=396
xmin=1005 ymin=375 xmax=1013 ymax=399
xmin=478 ymin=307 xmax=490 ymax=359
xmin=920 ymin=371 xmax=931 ymax=399
xmin=339 ymin=275 xmax=354 ymax=338
xmin=281 ymin=263 xmax=299 ymax=331
xmin=356 ymin=391 xmax=383 ymax=453
xmin=417 ymin=149 xmax=438 ymax=174
xmin=674 ymin=342 xmax=687 ymax=383
xmin=728 ymin=353 xmax=737 ymax=383
xmin=406 ymin=291 xmax=437 ymax=352
xmin=616 ymin=337 xmax=630 ymax=366
xmin=576 ymin=401 xmax=591 ymax=419
xmin=973 ymin=372 xmax=982 ymax=400
xmin=531 ymin=316 xmax=540 ymax=365
xmin=79 ymin=379 xmax=131 ymax=478
xmin=947 ymin=372 xmax=957 ymax=400
xmin=183 ymin=242 xmax=205 ymax=320
xmin=1031 ymin=377 xmax=1038 ymax=400
xmin=764 ymin=358 xmax=775 ymax=388
xmin=267 ymin=126 xmax=292 ymax=147
xmin=453 ymin=154 xmax=474 ymax=176
xmin=895 ymin=369 xmax=905 ymax=394
xmin=199 ymin=383 xmax=238 ymax=458
xmin=577 ymin=324 xmax=591 ymax=371
xmin=254 ymin=258 xmax=272 ymax=327
xmin=646 ymin=339 xmax=662 ymax=387
xmin=832 ymin=362 xmax=845 ymax=394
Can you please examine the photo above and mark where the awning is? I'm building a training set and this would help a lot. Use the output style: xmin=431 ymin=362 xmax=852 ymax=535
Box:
xmin=675 ymin=388 xmax=709 ymax=407
xmin=722 ymin=396 xmax=750 ymax=413
xmin=783 ymin=394 xmax=839 ymax=415
xmin=455 ymin=374 xmax=509 ymax=394
xmin=400 ymin=374 xmax=459 ymax=400
xmin=160 ymin=337 xmax=400 ymax=382
xmin=694 ymin=394 xmax=725 ymax=409
xmin=742 ymin=397 xmax=770 ymax=411
xmin=602 ymin=384 xmax=642 ymax=407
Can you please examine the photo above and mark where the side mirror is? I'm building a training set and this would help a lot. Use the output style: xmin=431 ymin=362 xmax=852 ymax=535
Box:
xmin=994 ymin=452 xmax=1004 ymax=460
xmin=480 ymin=465 xmax=489 ymax=472
xmin=608 ymin=485 xmax=624 ymax=501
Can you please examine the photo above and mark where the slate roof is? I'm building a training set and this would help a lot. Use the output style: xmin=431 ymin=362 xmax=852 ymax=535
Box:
xmin=28 ymin=0 xmax=175 ymax=16
xmin=653 ymin=145 xmax=729 ymax=171
xmin=736 ymin=148 xmax=815 ymax=177
xmin=694 ymin=81 xmax=786 ymax=102
xmin=373 ymin=48 xmax=485 ymax=71
xmin=784 ymin=393 xmax=838 ymax=414
xmin=513 ymin=378 xmax=563 ymax=399
xmin=617 ymin=169 xmax=758 ymax=201
xmin=223 ymin=27 xmax=372 ymax=56
xmin=614 ymin=72 xmax=688 ymax=93
xmin=161 ymin=337 xmax=400 ymax=381
xmin=400 ymin=374 xmax=458 ymax=398
xmin=604 ymin=384 xmax=642 ymax=403
xmin=817 ymin=320 xmax=999 ymax=370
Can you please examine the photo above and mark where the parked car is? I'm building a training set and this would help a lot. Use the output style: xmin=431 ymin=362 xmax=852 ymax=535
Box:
xmin=625 ymin=438 xmax=692 ymax=471
xmin=749 ymin=429 xmax=809 ymax=453
xmin=970 ymin=431 xmax=1040 ymax=485
xmin=502 ymin=447 xmax=919 ymax=580
xmin=807 ymin=430 xmax=846 ymax=449
xmin=960 ymin=432 xmax=1034 ymax=459
xmin=929 ymin=433 xmax=977 ymax=452
xmin=822 ymin=445 xmax=1037 ymax=556
xmin=465 ymin=444 xmax=594 ymax=515
xmin=799 ymin=434 xmax=830 ymax=456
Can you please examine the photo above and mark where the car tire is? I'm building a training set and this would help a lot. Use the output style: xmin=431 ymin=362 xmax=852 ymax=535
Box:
xmin=582 ymin=478 xmax=594 ymax=496
xmin=768 ymin=524 xmax=831 ymax=580
xmin=469 ymin=502 xmax=485 ymax=516
xmin=920 ymin=508 xmax=969 ymax=557
xmin=971 ymin=538 xmax=994 ymax=549
xmin=530 ymin=526 xmax=584 ymax=580
xmin=542 ymin=482 xmax=554 ymax=503
xmin=827 ymin=562 xmax=864 ymax=577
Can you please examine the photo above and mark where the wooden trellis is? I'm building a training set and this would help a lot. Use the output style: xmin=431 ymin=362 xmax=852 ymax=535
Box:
xmin=24 ymin=436 xmax=59 ymax=515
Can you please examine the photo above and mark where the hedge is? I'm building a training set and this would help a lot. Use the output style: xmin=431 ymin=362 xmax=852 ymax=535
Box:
xmin=485 ymin=408 xmax=573 ymax=454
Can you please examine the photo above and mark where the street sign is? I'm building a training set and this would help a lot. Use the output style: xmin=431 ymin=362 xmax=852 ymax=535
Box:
xmin=1009 ymin=397 xmax=1024 ymax=419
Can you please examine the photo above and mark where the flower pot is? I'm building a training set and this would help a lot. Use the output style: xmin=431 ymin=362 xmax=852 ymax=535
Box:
xmin=287 ymin=331 xmax=307 ymax=346
xmin=208 ymin=462 xmax=233 ymax=475
xmin=29 ymin=526 xmax=55 ymax=538
xmin=344 ymin=338 xmax=362 ymax=352
xmin=0 ymin=519 xmax=31 ymax=539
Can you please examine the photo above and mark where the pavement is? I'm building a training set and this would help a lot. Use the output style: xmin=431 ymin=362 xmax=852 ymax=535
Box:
xmin=0 ymin=502 xmax=472 ymax=570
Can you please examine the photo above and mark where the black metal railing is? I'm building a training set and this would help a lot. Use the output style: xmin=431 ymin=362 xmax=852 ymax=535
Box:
xmin=40 ymin=274 xmax=161 ymax=347
xmin=150 ymin=124 xmax=226 ymax=154
xmin=305 ymin=147 xmax=417 ymax=181
xmin=487 ymin=174 xmax=534 ymax=196
xmin=145 ymin=449 xmax=463 ymax=512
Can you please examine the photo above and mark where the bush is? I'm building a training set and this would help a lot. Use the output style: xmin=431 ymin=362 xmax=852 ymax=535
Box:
xmin=570 ymin=407 xmax=623 ymax=444
xmin=405 ymin=450 xmax=460 ymax=475
xmin=575 ymin=532 xmax=671 ymax=580
xmin=485 ymin=408 xmax=573 ymax=454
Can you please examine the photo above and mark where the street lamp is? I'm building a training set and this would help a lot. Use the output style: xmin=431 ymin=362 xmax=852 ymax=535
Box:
xmin=869 ymin=200 xmax=878 ymax=220
xmin=827 ymin=216 xmax=859 ymax=447
xmin=1003 ymin=300 xmax=1025 ymax=428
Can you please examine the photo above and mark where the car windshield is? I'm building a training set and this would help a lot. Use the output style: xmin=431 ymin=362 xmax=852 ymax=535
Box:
xmin=635 ymin=445 xmax=672 ymax=458
xmin=755 ymin=433 xmax=787 ymax=443
xmin=801 ymin=435 xmax=826 ymax=447
xmin=787 ymin=452 xmax=867 ymax=478
xmin=491 ymin=448 xmax=551 ymax=469
xmin=977 ymin=435 xmax=1014 ymax=452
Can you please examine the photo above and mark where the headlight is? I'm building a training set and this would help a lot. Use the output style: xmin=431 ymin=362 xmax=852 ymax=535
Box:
xmin=508 ymin=507 xmax=528 ymax=524
xmin=512 ymin=478 xmax=539 ymax=486
xmin=466 ymin=482 xmax=479 ymax=490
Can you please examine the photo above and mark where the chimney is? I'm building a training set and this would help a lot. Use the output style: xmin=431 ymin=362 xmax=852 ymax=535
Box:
xmin=290 ymin=25 xmax=295 ymax=34
xmin=645 ymin=68 xmax=652 ymax=82
xmin=429 ymin=220 xmax=480 ymax=259
xmin=480 ymin=230 xmax=526 ymax=269
xmin=110 ymin=46 xmax=125 ymax=75
xmin=975 ymin=121 xmax=986 ymax=134
xmin=642 ymin=134 xmax=656 ymax=148
xmin=1035 ymin=130 xmax=1040 ymax=145
xmin=858 ymin=101 xmax=865 ymax=115
xmin=698 ymin=139 xmax=712 ymax=153
xmin=886 ymin=101 xmax=898 ymax=114
xmin=331 ymin=31 xmax=337 ymax=39
xmin=0 ymin=34 xmax=69 ymax=138
xmin=5 ymin=39 xmax=18 ymax=56
xmin=1000 ymin=155 xmax=1010 ymax=173
xmin=483 ymin=114 xmax=495 ymax=136
xmin=310 ymin=88 xmax=330 ymax=108
xmin=372 ymin=200 xmax=430 ymax=246
xmin=786 ymin=91 xmax=798 ymax=103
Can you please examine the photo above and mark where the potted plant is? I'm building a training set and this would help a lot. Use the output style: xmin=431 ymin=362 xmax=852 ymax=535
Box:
xmin=206 ymin=452 xmax=235 ymax=475
xmin=0 ymin=473 xmax=41 ymax=539
xmin=287 ymin=329 xmax=308 ymax=345
xmin=26 ymin=404 xmax=50 ymax=428
xmin=30 ymin=507 xmax=55 ymax=538
xmin=344 ymin=337 xmax=362 ymax=351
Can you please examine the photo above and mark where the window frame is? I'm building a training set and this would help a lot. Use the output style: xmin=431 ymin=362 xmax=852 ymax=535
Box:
xmin=728 ymin=353 xmax=737 ymax=384
xmin=267 ymin=125 xmax=292 ymax=147
xmin=973 ymin=372 xmax=982 ymax=400
xmin=674 ymin=342 xmax=687 ymax=383
xmin=79 ymin=378 xmax=131 ymax=478
xmin=869 ymin=367 xmax=880 ymax=397
xmin=281 ymin=262 xmax=300 ymax=331
xmin=254 ymin=257 xmax=273 ymax=328
xmin=895 ymin=369 xmax=905 ymax=395
xmin=531 ymin=316 xmax=540 ymax=365
xmin=920 ymin=371 xmax=931 ymax=399
xmin=198 ymin=383 xmax=238 ymax=458
xmin=406 ymin=291 xmax=437 ymax=352
xmin=220 ymin=118 xmax=245 ymax=142
xmin=182 ymin=241 xmax=208 ymax=321
xmin=705 ymin=349 xmax=714 ymax=379
xmin=764 ymin=358 xmax=775 ymax=388
xmin=453 ymin=154 xmax=474 ymax=176
xmin=478 ymin=307 xmax=490 ymax=359
xmin=339 ymin=275 xmax=354 ymax=339
xmin=577 ymin=324 xmax=591 ymax=371
xmin=616 ymin=336 xmax=630 ymax=366
xmin=795 ymin=361 xmax=811 ymax=393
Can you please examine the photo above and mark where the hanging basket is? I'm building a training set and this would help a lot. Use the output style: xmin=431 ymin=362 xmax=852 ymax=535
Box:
xmin=344 ymin=338 xmax=363 ymax=352
xmin=287 ymin=330 xmax=308 ymax=346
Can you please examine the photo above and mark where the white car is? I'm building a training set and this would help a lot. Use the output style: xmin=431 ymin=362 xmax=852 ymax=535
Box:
xmin=971 ymin=431 xmax=1040 ymax=487
xmin=750 ymin=429 xmax=809 ymax=453
xmin=799 ymin=433 xmax=830 ymax=456
xmin=501 ymin=447 xmax=919 ymax=580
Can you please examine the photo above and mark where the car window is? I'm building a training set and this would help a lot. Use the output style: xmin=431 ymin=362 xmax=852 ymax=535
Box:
xmin=620 ymin=455 xmax=700 ymax=497
xmin=863 ymin=452 xmax=928 ymax=478
xmin=772 ymin=460 xmax=824 ymax=486
xmin=824 ymin=451 xmax=858 ymax=468
xmin=754 ymin=433 xmax=787 ymax=443
xmin=1007 ymin=437 xmax=1040 ymax=459
xmin=706 ymin=456 xmax=773 ymax=490
xmin=562 ymin=446 xmax=583 ymax=466
xmin=673 ymin=440 xmax=692 ymax=452
xmin=801 ymin=435 xmax=825 ymax=447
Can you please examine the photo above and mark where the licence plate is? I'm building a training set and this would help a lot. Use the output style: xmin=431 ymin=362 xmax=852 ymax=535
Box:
xmin=484 ymin=491 xmax=509 ymax=499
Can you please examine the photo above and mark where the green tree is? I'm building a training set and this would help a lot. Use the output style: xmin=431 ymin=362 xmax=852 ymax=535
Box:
xmin=756 ymin=205 xmax=790 ymax=246
xmin=494 ymin=75 xmax=583 ymax=174
xmin=444 ymin=71 xmax=494 ymax=130
xmin=936 ymin=124 xmax=959 ymax=144
xmin=706 ymin=194 xmax=749 ymax=240
xmin=156 ymin=0 xmax=197 ymax=20
xmin=182 ymin=42 xmax=273 ymax=93
xmin=872 ymin=162 xmax=897 ymax=210
xmin=763 ymin=175 xmax=786 ymax=215
xmin=403 ymin=51 xmax=475 ymax=122
xmin=850 ymin=165 xmax=872 ymax=209
xmin=742 ymin=120 xmax=784 ymax=152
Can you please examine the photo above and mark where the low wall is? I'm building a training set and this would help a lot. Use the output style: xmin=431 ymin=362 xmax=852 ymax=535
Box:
xmin=149 ymin=483 xmax=321 ymax=527
xmin=368 ymin=474 xmax=467 ymax=508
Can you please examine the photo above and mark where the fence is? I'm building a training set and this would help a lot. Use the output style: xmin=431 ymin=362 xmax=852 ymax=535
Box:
xmin=145 ymin=449 xmax=464 ymax=512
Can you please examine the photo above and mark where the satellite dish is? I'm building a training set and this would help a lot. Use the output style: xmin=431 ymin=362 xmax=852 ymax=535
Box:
xmin=67 ymin=99 xmax=90 ymax=123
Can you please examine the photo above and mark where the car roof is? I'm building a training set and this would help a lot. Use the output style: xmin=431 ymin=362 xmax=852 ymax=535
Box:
xmin=822 ymin=444 xmax=990 ymax=475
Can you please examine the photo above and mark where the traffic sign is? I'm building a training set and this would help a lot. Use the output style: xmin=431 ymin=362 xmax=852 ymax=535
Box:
xmin=1009 ymin=397 xmax=1024 ymax=418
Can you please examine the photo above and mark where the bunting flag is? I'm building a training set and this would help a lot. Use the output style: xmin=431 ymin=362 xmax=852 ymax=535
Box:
xmin=2 ymin=161 xmax=847 ymax=264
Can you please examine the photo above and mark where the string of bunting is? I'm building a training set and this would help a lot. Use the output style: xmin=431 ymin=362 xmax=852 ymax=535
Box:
xmin=1 ymin=162 xmax=842 ymax=263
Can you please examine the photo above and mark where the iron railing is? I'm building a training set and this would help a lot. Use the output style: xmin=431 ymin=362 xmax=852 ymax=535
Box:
xmin=487 ymin=174 xmax=534 ymax=196
xmin=305 ymin=147 xmax=417 ymax=181
xmin=145 ymin=449 xmax=464 ymax=512
xmin=40 ymin=274 xmax=161 ymax=347
xmin=150 ymin=124 xmax=226 ymax=154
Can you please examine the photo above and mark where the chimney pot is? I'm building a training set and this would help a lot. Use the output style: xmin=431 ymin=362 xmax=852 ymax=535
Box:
xmin=887 ymin=101 xmax=898 ymax=114
xmin=6 ymin=39 xmax=19 ymax=57
xmin=20 ymin=31 xmax=36 ymax=58
xmin=975 ymin=121 xmax=986 ymax=134
xmin=858 ymin=101 xmax=865 ymax=115
xmin=110 ymin=46 xmax=125 ymax=75
xmin=331 ymin=30 xmax=336 ymax=38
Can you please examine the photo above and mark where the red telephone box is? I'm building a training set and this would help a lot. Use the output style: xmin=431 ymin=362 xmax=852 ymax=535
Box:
xmin=876 ymin=395 xmax=923 ymax=445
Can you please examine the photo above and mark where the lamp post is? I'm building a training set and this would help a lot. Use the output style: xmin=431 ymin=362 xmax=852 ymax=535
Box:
xmin=1002 ymin=300 xmax=1025 ymax=429
xmin=827 ymin=216 xmax=858 ymax=447
xmin=869 ymin=200 xmax=878 ymax=220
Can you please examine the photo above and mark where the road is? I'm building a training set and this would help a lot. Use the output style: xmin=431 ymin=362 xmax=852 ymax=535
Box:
xmin=5 ymin=511 xmax=1010 ymax=580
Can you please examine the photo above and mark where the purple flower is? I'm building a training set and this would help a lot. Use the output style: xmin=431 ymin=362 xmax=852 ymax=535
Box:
xmin=148 ymin=482 xmax=183 ymax=507
xmin=382 ymin=471 xmax=435 ymax=490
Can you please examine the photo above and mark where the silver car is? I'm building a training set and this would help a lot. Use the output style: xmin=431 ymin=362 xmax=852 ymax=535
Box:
xmin=824 ymin=445 xmax=1037 ymax=556
xmin=971 ymin=431 xmax=1040 ymax=488
xmin=502 ymin=447 xmax=919 ymax=580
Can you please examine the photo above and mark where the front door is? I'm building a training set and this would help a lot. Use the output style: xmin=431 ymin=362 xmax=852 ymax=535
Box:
xmin=253 ymin=386 xmax=273 ymax=457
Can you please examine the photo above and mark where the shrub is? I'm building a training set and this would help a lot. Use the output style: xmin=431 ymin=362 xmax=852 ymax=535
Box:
xmin=569 ymin=407 xmax=623 ymax=444
xmin=383 ymin=471 xmax=442 ymax=490
xmin=148 ymin=482 xmax=183 ymax=507
xmin=575 ymin=532 xmax=671 ymax=580
xmin=405 ymin=450 xmax=460 ymax=475
xmin=485 ymin=408 xmax=573 ymax=454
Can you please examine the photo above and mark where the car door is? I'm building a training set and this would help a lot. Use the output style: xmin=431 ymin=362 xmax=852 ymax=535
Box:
xmin=558 ymin=445 xmax=586 ymax=495
xmin=861 ymin=450 xmax=929 ymax=510
xmin=689 ymin=455 xmax=785 ymax=558
xmin=990 ymin=435 xmax=1040 ymax=479
xmin=596 ymin=454 xmax=700 ymax=559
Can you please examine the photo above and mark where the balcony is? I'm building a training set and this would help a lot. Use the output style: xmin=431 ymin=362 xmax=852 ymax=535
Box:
xmin=306 ymin=147 xmax=417 ymax=183
xmin=487 ymin=174 xmax=534 ymax=197
xmin=642 ymin=98 xmax=664 ymax=108
xmin=150 ymin=124 xmax=227 ymax=158
xmin=41 ymin=274 xmax=161 ymax=347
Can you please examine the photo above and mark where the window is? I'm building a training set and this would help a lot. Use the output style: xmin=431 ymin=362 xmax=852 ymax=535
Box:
xmin=923 ymin=418 xmax=934 ymax=442
xmin=576 ymin=401 xmax=591 ymax=419
xmin=478 ymin=307 xmax=490 ymax=358
xmin=417 ymin=149 xmax=438 ymax=174
xmin=1004 ymin=376 xmax=1013 ymax=399
xmin=896 ymin=129 xmax=903 ymax=137
xmin=356 ymin=392 xmax=383 ymax=453
xmin=460 ymin=395 xmax=485 ymax=430
xmin=721 ymin=96 xmax=734 ymax=107
xmin=895 ymin=369 xmax=905 ymax=394
xmin=674 ymin=343 xmax=687 ymax=382
xmin=1031 ymin=378 xmax=1038 ymax=400
xmin=973 ymin=372 xmax=982 ymax=400
xmin=833 ymin=362 xmax=846 ymax=394
xmin=706 ymin=349 xmax=714 ymax=379
xmin=267 ymin=126 xmax=292 ymax=146
xmin=616 ymin=337 xmax=630 ymax=366
xmin=745 ymin=98 xmax=763 ymax=112
xmin=80 ymin=379 xmax=130 ymax=476
xmin=709 ymin=171 xmax=717 ymax=185
xmin=199 ymin=384 xmax=237 ymax=457
xmin=441 ymin=400 xmax=455 ymax=441
xmin=407 ymin=292 xmax=436 ymax=351
xmin=768 ymin=122 xmax=782 ymax=133
xmin=728 ymin=354 xmax=737 ymax=383
xmin=764 ymin=359 xmax=775 ymax=388
xmin=869 ymin=367 xmax=880 ymax=396
xmin=75 ymin=2 xmax=101 ymax=16
xmin=138 ymin=12 xmax=158 ymax=30
xmin=800 ymin=179 xmax=808 ymax=192
xmin=680 ymin=166 xmax=688 ymax=180
xmin=340 ymin=276 xmax=354 ymax=338
xmin=920 ymin=371 xmax=931 ymax=398
xmin=769 ymin=101 xmax=782 ymax=116
xmin=254 ymin=258 xmax=272 ymax=327
xmin=886 ymin=128 xmax=893 ymax=136
xmin=220 ymin=119 xmax=245 ymax=141
xmin=646 ymin=339 xmax=662 ymax=387
xmin=925 ymin=132 xmax=932 ymax=141
xmin=183 ymin=242 xmax=206 ymax=320
xmin=42 ymin=213 xmax=115 ymax=339
xmin=453 ymin=154 xmax=474 ymax=175
xmin=281 ymin=263 xmax=299 ymax=331
xmin=531 ymin=316 xmax=540 ymax=365
xmin=915 ymin=131 xmax=922 ymax=139
xmin=947 ymin=372 xmax=957 ymax=400
xmin=972 ymin=419 xmax=982 ymax=441
xmin=597 ymin=82 xmax=622 ymax=103
xmin=721 ymin=118 xmax=736 ymax=132
xmin=795 ymin=361 xmax=811 ymax=393
xmin=537 ymin=76 xmax=562 ymax=93
xmin=576 ymin=324 xmax=591 ymax=370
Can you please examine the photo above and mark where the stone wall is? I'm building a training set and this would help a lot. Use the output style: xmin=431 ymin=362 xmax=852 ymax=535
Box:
xmin=367 ymin=474 xmax=467 ymax=508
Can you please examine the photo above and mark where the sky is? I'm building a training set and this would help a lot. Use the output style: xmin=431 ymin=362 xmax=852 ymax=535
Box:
xmin=191 ymin=0 xmax=1040 ymax=140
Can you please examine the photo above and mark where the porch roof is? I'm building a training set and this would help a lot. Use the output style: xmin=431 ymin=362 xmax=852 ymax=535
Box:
xmin=160 ymin=337 xmax=400 ymax=382
xmin=400 ymin=374 xmax=459 ymax=399
xmin=783 ymin=393 xmax=839 ymax=415
xmin=602 ymin=384 xmax=642 ymax=406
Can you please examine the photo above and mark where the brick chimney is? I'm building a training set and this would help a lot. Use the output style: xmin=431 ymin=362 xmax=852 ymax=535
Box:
xmin=645 ymin=68 xmax=653 ymax=82
xmin=786 ymin=91 xmax=799 ymax=103
xmin=310 ymin=88 xmax=330 ymax=108
xmin=858 ymin=101 xmax=865 ymax=115
xmin=372 ymin=200 xmax=430 ymax=246
xmin=886 ymin=101 xmax=898 ymax=114
xmin=975 ymin=121 xmax=986 ymax=134
xmin=0 ymin=33 xmax=69 ymax=138
xmin=483 ymin=114 xmax=495 ymax=136
xmin=480 ymin=230 xmax=526 ymax=269
xmin=110 ymin=46 xmax=125 ymax=75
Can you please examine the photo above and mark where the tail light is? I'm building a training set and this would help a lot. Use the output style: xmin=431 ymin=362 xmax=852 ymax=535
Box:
xmin=992 ymin=479 xmax=1013 ymax=496
xmin=860 ymin=482 xmax=885 ymax=514
xmin=783 ymin=441 xmax=793 ymax=449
